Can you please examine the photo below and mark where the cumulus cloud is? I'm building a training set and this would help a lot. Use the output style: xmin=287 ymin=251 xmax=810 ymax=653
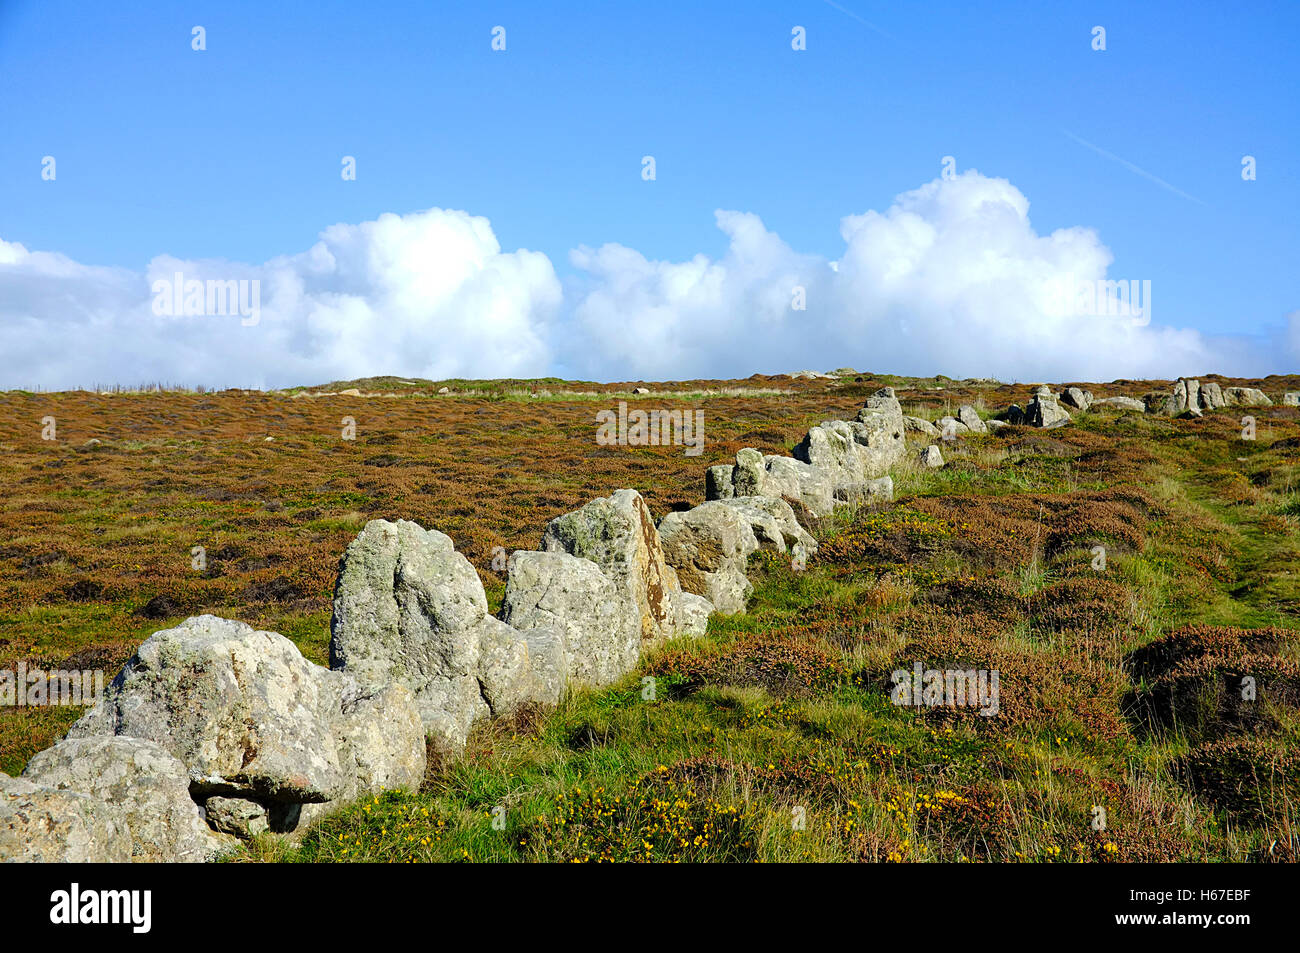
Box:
xmin=564 ymin=172 xmax=1226 ymax=382
xmin=0 ymin=208 xmax=560 ymax=389
xmin=0 ymin=172 xmax=1289 ymax=388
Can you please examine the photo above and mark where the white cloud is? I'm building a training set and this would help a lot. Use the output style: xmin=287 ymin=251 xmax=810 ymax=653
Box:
xmin=0 ymin=208 xmax=560 ymax=389
xmin=564 ymin=172 xmax=1228 ymax=382
xmin=0 ymin=173 xmax=1289 ymax=389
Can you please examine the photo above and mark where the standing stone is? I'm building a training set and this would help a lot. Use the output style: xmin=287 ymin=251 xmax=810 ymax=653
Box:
xmin=502 ymin=550 xmax=639 ymax=689
xmin=657 ymin=502 xmax=760 ymax=615
xmin=957 ymin=404 xmax=987 ymax=433
xmin=919 ymin=445 xmax=944 ymax=468
xmin=1024 ymin=394 xmax=1072 ymax=428
xmin=1223 ymin=387 xmax=1272 ymax=407
xmin=542 ymin=489 xmax=682 ymax=642
xmin=1059 ymin=387 xmax=1094 ymax=411
xmin=1199 ymin=382 xmax=1226 ymax=410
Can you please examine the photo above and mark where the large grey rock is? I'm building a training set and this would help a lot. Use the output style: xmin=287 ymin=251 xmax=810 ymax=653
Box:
xmin=333 ymin=683 xmax=426 ymax=799
xmin=903 ymin=415 xmax=939 ymax=436
xmin=22 ymin=736 xmax=224 ymax=863
xmin=1198 ymin=382 xmax=1226 ymax=410
xmin=542 ymin=489 xmax=682 ymax=642
xmin=834 ymin=475 xmax=894 ymax=505
xmin=1091 ymin=396 xmax=1146 ymax=412
xmin=657 ymin=502 xmax=759 ymax=615
xmin=919 ymin=445 xmax=944 ymax=468
xmin=762 ymin=455 xmax=835 ymax=516
xmin=705 ymin=464 xmax=735 ymax=500
xmin=1283 ymin=392 xmax=1300 ymax=407
xmin=1223 ymin=386 xmax=1272 ymax=407
xmin=936 ymin=416 xmax=971 ymax=438
xmin=1059 ymin=387 xmax=1094 ymax=411
xmin=1024 ymin=395 xmax=1071 ymax=428
xmin=516 ymin=625 xmax=568 ymax=705
xmin=1 ymin=773 xmax=133 ymax=863
xmin=330 ymin=519 xmax=545 ymax=749
xmin=331 ymin=519 xmax=487 ymax=693
xmin=1173 ymin=378 xmax=1201 ymax=415
xmin=502 ymin=550 xmax=638 ymax=689
xmin=69 ymin=615 xmax=349 ymax=804
xmin=957 ymin=404 xmax=987 ymax=433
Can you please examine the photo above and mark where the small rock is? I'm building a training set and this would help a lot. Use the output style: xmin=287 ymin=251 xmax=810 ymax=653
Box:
xmin=919 ymin=445 xmax=944 ymax=468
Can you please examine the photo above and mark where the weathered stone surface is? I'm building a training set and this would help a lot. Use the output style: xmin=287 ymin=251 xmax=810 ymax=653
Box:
xmin=936 ymin=416 xmax=971 ymax=437
xmin=333 ymin=683 xmax=426 ymax=799
xmin=715 ymin=496 xmax=817 ymax=556
xmin=502 ymin=550 xmax=638 ymax=689
xmin=904 ymin=416 xmax=939 ymax=436
xmin=1223 ymin=387 xmax=1272 ymax=407
xmin=1059 ymin=387 xmax=1094 ymax=411
xmin=763 ymin=455 xmax=835 ymax=517
xmin=1199 ymin=382 xmax=1226 ymax=410
xmin=731 ymin=448 xmax=766 ymax=497
xmin=1 ymin=773 xmax=133 ymax=863
xmin=834 ymin=475 xmax=894 ymax=505
xmin=330 ymin=519 xmax=487 ymax=695
xmin=919 ymin=445 xmax=944 ymax=468
xmin=985 ymin=419 xmax=1010 ymax=432
xmin=1024 ymin=395 xmax=1071 ymax=428
xmin=70 ymin=615 xmax=348 ymax=804
xmin=417 ymin=675 xmax=489 ymax=753
xmin=22 ymin=736 xmax=223 ymax=862
xmin=517 ymin=625 xmax=568 ymax=704
xmin=705 ymin=464 xmax=735 ymax=500
xmin=957 ymin=404 xmax=987 ymax=433
xmin=542 ymin=489 xmax=681 ymax=642
xmin=1092 ymin=396 xmax=1146 ymax=412
xmin=203 ymin=796 xmax=272 ymax=838
xmin=1283 ymin=392 xmax=1300 ymax=407
xmin=675 ymin=592 xmax=714 ymax=637
xmin=474 ymin=617 xmax=536 ymax=718
xmin=657 ymin=502 xmax=759 ymax=615
xmin=1173 ymin=378 xmax=1201 ymax=415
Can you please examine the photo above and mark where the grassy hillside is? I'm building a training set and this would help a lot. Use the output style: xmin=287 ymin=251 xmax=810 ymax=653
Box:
xmin=2 ymin=373 xmax=1298 ymax=862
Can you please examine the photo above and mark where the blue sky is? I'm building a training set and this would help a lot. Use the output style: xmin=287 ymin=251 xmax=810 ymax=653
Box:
xmin=0 ymin=0 xmax=1297 ymax=387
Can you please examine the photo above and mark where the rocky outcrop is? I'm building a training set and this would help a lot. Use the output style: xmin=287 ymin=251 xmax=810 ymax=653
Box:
xmin=715 ymin=496 xmax=817 ymax=558
xmin=1223 ymin=386 xmax=1272 ymax=407
xmin=330 ymin=519 xmax=554 ymax=749
xmin=72 ymin=616 xmax=352 ymax=804
xmin=957 ymin=404 xmax=986 ymax=433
